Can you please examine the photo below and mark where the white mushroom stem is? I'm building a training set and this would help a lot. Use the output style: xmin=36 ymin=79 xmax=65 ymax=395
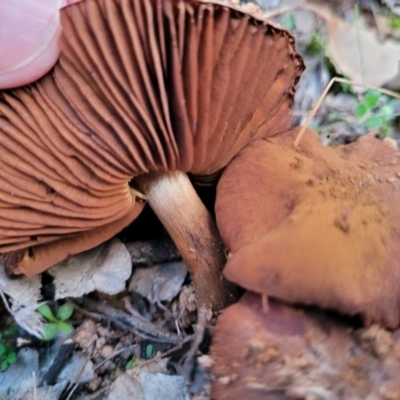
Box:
xmin=135 ymin=170 xmax=238 ymax=312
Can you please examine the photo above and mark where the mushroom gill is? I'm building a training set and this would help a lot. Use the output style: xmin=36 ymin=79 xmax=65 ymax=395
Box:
xmin=0 ymin=75 xmax=145 ymax=275
xmin=216 ymin=127 xmax=400 ymax=327
xmin=1 ymin=0 xmax=304 ymax=311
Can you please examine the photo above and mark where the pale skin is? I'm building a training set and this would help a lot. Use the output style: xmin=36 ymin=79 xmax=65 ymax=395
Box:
xmin=0 ymin=0 xmax=80 ymax=89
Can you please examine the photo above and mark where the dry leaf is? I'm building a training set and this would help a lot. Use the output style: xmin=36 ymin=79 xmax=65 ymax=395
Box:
xmin=307 ymin=5 xmax=400 ymax=90
xmin=0 ymin=265 xmax=41 ymax=307
xmin=50 ymin=238 xmax=132 ymax=299
xmin=0 ymin=348 xmax=93 ymax=400
xmin=129 ymin=261 xmax=188 ymax=303
xmin=384 ymin=0 xmax=400 ymax=16
xmin=108 ymin=359 xmax=190 ymax=400
xmin=0 ymin=266 xmax=45 ymax=337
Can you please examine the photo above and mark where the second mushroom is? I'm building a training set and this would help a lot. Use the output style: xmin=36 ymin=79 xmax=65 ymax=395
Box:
xmin=216 ymin=127 xmax=400 ymax=327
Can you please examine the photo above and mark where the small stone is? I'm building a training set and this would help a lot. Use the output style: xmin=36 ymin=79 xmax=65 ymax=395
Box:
xmin=101 ymin=345 xmax=114 ymax=359
xmin=218 ymin=376 xmax=231 ymax=385
xmin=73 ymin=320 xmax=97 ymax=351
xmin=197 ymin=355 xmax=214 ymax=369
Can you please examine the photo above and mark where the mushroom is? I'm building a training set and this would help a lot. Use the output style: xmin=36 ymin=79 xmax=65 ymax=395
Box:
xmin=0 ymin=74 xmax=145 ymax=276
xmin=216 ymin=127 xmax=400 ymax=326
xmin=0 ymin=0 xmax=304 ymax=311
xmin=211 ymin=292 xmax=400 ymax=399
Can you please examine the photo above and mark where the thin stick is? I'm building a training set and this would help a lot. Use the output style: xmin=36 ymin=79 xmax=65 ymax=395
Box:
xmin=354 ymin=5 xmax=365 ymax=84
xmin=94 ymin=344 xmax=138 ymax=371
xmin=293 ymin=77 xmax=400 ymax=149
xmin=132 ymin=335 xmax=194 ymax=370
xmin=33 ymin=372 xmax=37 ymax=400
xmin=65 ymin=354 xmax=92 ymax=400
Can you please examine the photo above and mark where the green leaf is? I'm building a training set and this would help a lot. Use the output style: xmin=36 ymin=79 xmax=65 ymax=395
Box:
xmin=1 ymin=360 xmax=8 ymax=371
xmin=6 ymin=352 xmax=17 ymax=364
xmin=126 ymin=357 xmax=137 ymax=370
xmin=4 ymin=326 xmax=18 ymax=336
xmin=58 ymin=303 xmax=74 ymax=321
xmin=37 ymin=304 xmax=57 ymax=322
xmin=364 ymin=90 xmax=380 ymax=109
xmin=41 ymin=323 xmax=59 ymax=341
xmin=145 ymin=344 xmax=153 ymax=359
xmin=354 ymin=103 xmax=367 ymax=118
xmin=57 ymin=321 xmax=73 ymax=334
xmin=281 ymin=14 xmax=295 ymax=30
xmin=0 ymin=343 xmax=5 ymax=357
xmin=364 ymin=116 xmax=383 ymax=129
xmin=379 ymin=105 xmax=393 ymax=119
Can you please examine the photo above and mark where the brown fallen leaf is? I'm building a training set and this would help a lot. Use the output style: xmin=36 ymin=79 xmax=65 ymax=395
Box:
xmin=302 ymin=4 xmax=400 ymax=90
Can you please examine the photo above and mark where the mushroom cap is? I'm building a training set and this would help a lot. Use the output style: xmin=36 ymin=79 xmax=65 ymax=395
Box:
xmin=55 ymin=0 xmax=304 ymax=178
xmin=216 ymin=128 xmax=400 ymax=327
xmin=0 ymin=75 xmax=143 ymax=274
xmin=211 ymin=292 xmax=400 ymax=399
xmin=0 ymin=0 xmax=303 ymax=275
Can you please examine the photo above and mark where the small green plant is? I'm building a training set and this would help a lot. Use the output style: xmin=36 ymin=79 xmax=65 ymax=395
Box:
xmin=37 ymin=302 xmax=74 ymax=341
xmin=305 ymin=32 xmax=326 ymax=56
xmin=280 ymin=13 xmax=295 ymax=31
xmin=145 ymin=344 xmax=153 ymax=359
xmin=389 ymin=13 xmax=400 ymax=30
xmin=125 ymin=356 xmax=137 ymax=370
xmin=0 ymin=326 xmax=18 ymax=371
xmin=354 ymin=90 xmax=398 ymax=137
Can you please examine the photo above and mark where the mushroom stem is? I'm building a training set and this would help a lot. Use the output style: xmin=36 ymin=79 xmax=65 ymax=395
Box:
xmin=135 ymin=170 xmax=239 ymax=312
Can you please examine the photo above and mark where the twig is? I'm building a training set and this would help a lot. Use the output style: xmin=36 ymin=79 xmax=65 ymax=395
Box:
xmin=70 ymin=299 xmax=155 ymax=341
xmin=94 ymin=344 xmax=137 ymax=371
xmin=354 ymin=5 xmax=365 ymax=84
xmin=132 ymin=335 xmax=194 ymax=370
xmin=293 ymin=77 xmax=400 ymax=149
xmin=263 ymin=4 xmax=302 ymax=19
xmin=81 ymin=298 xmax=182 ymax=345
xmin=64 ymin=353 xmax=92 ymax=400
xmin=40 ymin=338 xmax=75 ymax=386
xmin=123 ymin=298 xmax=151 ymax=323
xmin=33 ymin=372 xmax=37 ymax=400
xmin=183 ymin=307 xmax=208 ymax=368
xmin=0 ymin=289 xmax=12 ymax=313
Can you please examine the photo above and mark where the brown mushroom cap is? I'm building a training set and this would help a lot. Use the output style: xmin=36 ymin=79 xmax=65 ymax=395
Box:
xmin=211 ymin=292 xmax=400 ymax=399
xmin=216 ymin=127 xmax=400 ymax=327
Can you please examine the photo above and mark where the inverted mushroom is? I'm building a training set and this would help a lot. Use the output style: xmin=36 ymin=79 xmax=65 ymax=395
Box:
xmin=0 ymin=74 xmax=145 ymax=275
xmin=216 ymin=127 xmax=400 ymax=326
xmin=0 ymin=0 xmax=304 ymax=311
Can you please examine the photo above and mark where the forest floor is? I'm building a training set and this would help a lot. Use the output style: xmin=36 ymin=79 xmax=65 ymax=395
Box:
xmin=0 ymin=0 xmax=399 ymax=399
